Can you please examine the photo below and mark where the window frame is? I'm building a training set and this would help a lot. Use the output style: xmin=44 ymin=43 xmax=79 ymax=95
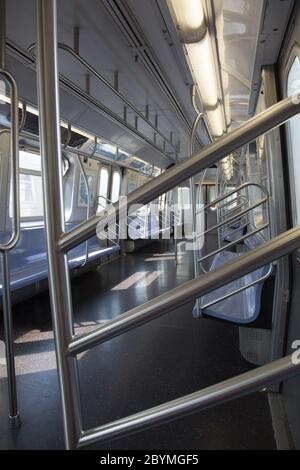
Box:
xmin=284 ymin=44 xmax=300 ymax=226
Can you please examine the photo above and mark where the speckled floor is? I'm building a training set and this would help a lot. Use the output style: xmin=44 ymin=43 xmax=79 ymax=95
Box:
xmin=0 ymin=241 xmax=276 ymax=449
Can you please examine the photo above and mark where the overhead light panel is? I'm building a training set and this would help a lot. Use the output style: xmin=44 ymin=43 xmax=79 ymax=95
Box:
xmin=206 ymin=106 xmax=224 ymax=138
xmin=167 ymin=0 xmax=225 ymax=138
xmin=167 ymin=0 xmax=206 ymax=43
xmin=186 ymin=38 xmax=219 ymax=109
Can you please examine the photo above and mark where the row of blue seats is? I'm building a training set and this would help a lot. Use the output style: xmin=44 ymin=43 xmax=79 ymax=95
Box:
xmin=0 ymin=224 xmax=120 ymax=296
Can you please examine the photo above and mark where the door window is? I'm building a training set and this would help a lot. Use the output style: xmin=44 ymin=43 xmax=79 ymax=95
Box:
xmin=287 ymin=56 xmax=300 ymax=225
xmin=97 ymin=167 xmax=109 ymax=211
xmin=111 ymin=171 xmax=121 ymax=203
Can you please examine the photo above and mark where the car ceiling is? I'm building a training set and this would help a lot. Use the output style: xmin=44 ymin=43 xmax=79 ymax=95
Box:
xmin=3 ymin=0 xmax=295 ymax=168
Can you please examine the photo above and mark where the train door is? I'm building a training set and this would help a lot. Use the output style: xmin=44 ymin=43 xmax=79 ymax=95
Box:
xmin=278 ymin=2 xmax=300 ymax=448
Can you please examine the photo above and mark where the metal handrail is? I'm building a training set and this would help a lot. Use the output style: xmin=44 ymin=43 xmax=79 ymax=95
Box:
xmin=195 ymin=182 xmax=271 ymax=309
xmin=198 ymin=223 xmax=269 ymax=264
xmin=77 ymin=353 xmax=299 ymax=447
xmin=200 ymin=264 xmax=273 ymax=312
xmin=98 ymin=195 xmax=179 ymax=239
xmin=29 ymin=42 xmax=177 ymax=153
xmin=97 ymin=195 xmax=147 ymax=240
xmin=196 ymin=194 xmax=249 ymax=216
xmin=27 ymin=42 xmax=176 ymax=163
xmin=35 ymin=1 xmax=300 ymax=449
xmin=69 ymin=225 xmax=300 ymax=356
xmin=196 ymin=198 xmax=268 ymax=240
xmin=75 ymin=154 xmax=90 ymax=267
xmin=58 ymin=43 xmax=177 ymax=152
xmin=58 ymin=95 xmax=300 ymax=253
xmin=0 ymin=71 xmax=20 ymax=252
xmin=216 ymin=194 xmax=248 ymax=212
xmin=205 ymin=182 xmax=268 ymax=212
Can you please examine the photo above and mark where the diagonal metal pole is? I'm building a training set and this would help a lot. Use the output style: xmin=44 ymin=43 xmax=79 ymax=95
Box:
xmin=59 ymin=94 xmax=300 ymax=252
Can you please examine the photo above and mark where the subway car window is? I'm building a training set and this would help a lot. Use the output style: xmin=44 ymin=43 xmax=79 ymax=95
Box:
xmin=97 ymin=166 xmax=109 ymax=210
xmin=9 ymin=151 xmax=43 ymax=219
xmin=111 ymin=170 xmax=121 ymax=203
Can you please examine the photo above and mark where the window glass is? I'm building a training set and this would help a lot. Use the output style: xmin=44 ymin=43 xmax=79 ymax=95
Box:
xmin=19 ymin=174 xmax=44 ymax=218
xmin=98 ymin=167 xmax=109 ymax=210
xmin=287 ymin=56 xmax=300 ymax=225
xmin=9 ymin=151 xmax=43 ymax=219
xmin=111 ymin=171 xmax=121 ymax=203
xmin=178 ymin=187 xmax=190 ymax=210
xmin=19 ymin=150 xmax=41 ymax=172
xmin=78 ymin=174 xmax=95 ymax=207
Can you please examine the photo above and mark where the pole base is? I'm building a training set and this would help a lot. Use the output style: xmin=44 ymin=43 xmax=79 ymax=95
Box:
xmin=9 ymin=412 xmax=21 ymax=429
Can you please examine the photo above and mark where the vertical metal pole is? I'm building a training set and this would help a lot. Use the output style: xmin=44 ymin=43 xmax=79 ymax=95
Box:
xmin=0 ymin=0 xmax=20 ymax=428
xmin=0 ymin=0 xmax=5 ymax=70
xmin=189 ymin=89 xmax=202 ymax=314
xmin=174 ymin=153 xmax=179 ymax=266
xmin=36 ymin=0 xmax=82 ymax=449
xmin=1 ymin=252 xmax=20 ymax=427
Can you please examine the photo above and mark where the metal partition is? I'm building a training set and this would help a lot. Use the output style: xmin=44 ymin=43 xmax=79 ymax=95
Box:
xmin=195 ymin=182 xmax=273 ymax=313
xmin=36 ymin=0 xmax=300 ymax=449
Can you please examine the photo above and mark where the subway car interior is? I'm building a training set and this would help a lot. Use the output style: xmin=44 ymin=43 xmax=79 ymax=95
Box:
xmin=0 ymin=0 xmax=300 ymax=452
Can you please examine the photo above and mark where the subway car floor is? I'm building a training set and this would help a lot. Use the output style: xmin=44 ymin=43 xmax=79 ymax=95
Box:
xmin=0 ymin=241 xmax=276 ymax=450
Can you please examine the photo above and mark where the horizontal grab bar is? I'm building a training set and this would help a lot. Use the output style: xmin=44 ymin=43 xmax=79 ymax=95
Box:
xmin=217 ymin=195 xmax=248 ymax=212
xmin=204 ymin=182 xmax=269 ymax=212
xmin=197 ymin=224 xmax=269 ymax=265
xmin=58 ymin=95 xmax=294 ymax=253
xmin=28 ymin=42 xmax=177 ymax=152
xmin=77 ymin=354 xmax=300 ymax=448
xmin=200 ymin=263 xmax=273 ymax=312
xmin=68 ymin=224 xmax=300 ymax=356
xmin=196 ymin=198 xmax=268 ymax=240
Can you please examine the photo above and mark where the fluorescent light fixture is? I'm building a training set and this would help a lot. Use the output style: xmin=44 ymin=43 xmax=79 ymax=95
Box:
xmin=186 ymin=38 xmax=219 ymax=109
xmin=168 ymin=0 xmax=225 ymax=138
xmin=167 ymin=0 xmax=206 ymax=43
xmin=206 ymin=106 xmax=224 ymax=137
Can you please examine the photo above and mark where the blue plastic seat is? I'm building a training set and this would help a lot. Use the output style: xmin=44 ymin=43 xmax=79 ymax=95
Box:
xmin=193 ymin=231 xmax=270 ymax=324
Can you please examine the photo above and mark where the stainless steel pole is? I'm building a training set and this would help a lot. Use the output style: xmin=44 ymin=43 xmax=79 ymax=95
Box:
xmin=36 ymin=0 xmax=82 ymax=449
xmin=75 ymin=154 xmax=90 ymax=267
xmin=189 ymin=85 xmax=206 ymax=314
xmin=59 ymin=95 xmax=300 ymax=252
xmin=69 ymin=224 xmax=300 ymax=355
xmin=0 ymin=252 xmax=20 ymax=427
xmin=0 ymin=0 xmax=21 ymax=428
